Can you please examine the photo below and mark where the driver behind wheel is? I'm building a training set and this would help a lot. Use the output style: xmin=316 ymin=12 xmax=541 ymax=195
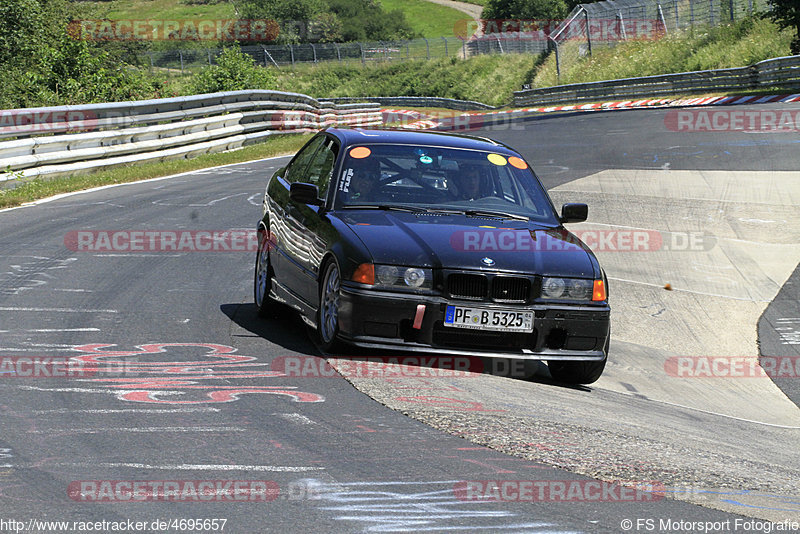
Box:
xmin=348 ymin=157 xmax=381 ymax=202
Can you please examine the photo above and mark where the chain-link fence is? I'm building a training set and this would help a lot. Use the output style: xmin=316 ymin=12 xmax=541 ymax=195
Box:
xmin=548 ymin=0 xmax=763 ymax=80
xmin=142 ymin=0 xmax=765 ymax=76
xmin=143 ymin=37 xmax=475 ymax=74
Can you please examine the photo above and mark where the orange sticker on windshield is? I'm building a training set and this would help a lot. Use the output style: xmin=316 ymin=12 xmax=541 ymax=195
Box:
xmin=487 ymin=153 xmax=507 ymax=166
xmin=508 ymin=156 xmax=528 ymax=169
xmin=350 ymin=146 xmax=371 ymax=159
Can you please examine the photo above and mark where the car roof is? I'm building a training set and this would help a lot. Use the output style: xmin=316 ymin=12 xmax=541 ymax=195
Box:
xmin=325 ymin=128 xmax=521 ymax=156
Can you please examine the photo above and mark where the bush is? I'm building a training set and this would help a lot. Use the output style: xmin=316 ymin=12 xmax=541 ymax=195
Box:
xmin=189 ymin=47 xmax=278 ymax=94
xmin=0 ymin=0 xmax=166 ymax=108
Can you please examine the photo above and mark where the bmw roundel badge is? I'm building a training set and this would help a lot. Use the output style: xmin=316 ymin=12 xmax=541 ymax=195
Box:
xmin=481 ymin=257 xmax=495 ymax=266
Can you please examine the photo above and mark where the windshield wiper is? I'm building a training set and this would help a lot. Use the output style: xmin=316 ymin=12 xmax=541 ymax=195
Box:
xmin=463 ymin=209 xmax=530 ymax=221
xmin=341 ymin=204 xmax=427 ymax=213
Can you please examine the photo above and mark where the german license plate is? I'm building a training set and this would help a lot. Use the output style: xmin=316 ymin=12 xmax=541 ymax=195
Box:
xmin=444 ymin=305 xmax=534 ymax=332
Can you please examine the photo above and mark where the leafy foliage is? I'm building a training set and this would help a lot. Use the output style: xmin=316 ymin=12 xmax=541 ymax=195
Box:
xmin=188 ymin=47 xmax=277 ymax=93
xmin=0 ymin=0 xmax=166 ymax=108
xmin=766 ymin=0 xmax=800 ymax=54
xmin=273 ymin=54 xmax=539 ymax=107
xmin=239 ymin=0 xmax=418 ymax=43
xmin=481 ymin=0 xmax=569 ymax=22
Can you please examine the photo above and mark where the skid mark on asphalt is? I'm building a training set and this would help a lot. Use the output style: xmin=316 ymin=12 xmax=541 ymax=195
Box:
xmin=302 ymin=479 xmax=578 ymax=532
xmin=0 ymin=256 xmax=77 ymax=295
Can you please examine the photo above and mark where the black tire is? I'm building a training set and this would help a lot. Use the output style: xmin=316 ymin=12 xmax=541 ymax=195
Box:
xmin=547 ymin=358 xmax=606 ymax=385
xmin=316 ymin=259 xmax=342 ymax=353
xmin=254 ymin=229 xmax=278 ymax=317
xmin=548 ymin=337 xmax=609 ymax=385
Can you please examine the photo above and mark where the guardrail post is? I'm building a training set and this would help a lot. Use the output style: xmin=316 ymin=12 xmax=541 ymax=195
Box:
xmin=657 ymin=4 xmax=668 ymax=35
xmin=690 ymin=0 xmax=695 ymax=27
xmin=148 ymin=52 xmax=154 ymax=72
xmin=584 ymin=9 xmax=592 ymax=56
xmin=709 ymin=0 xmax=715 ymax=26
xmin=618 ymin=10 xmax=627 ymax=40
xmin=208 ymin=49 xmax=212 ymax=65
xmin=442 ymin=36 xmax=448 ymax=56
xmin=674 ymin=0 xmax=679 ymax=30
xmin=424 ymin=37 xmax=430 ymax=59
xmin=311 ymin=44 xmax=317 ymax=63
xmin=495 ymin=35 xmax=504 ymax=54
xmin=728 ymin=0 xmax=735 ymax=21
xmin=179 ymin=51 xmax=184 ymax=75
xmin=289 ymin=44 xmax=295 ymax=66
xmin=335 ymin=43 xmax=341 ymax=62
xmin=360 ymin=43 xmax=365 ymax=64
xmin=548 ymin=35 xmax=561 ymax=79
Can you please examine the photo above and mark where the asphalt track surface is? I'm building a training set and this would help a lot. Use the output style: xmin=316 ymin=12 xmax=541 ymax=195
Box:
xmin=0 ymin=104 xmax=797 ymax=533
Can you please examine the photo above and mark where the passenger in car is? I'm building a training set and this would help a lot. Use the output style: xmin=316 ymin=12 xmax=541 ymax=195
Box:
xmin=455 ymin=164 xmax=487 ymax=201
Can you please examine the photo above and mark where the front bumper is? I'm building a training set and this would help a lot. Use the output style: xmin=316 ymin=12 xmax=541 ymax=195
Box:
xmin=337 ymin=286 xmax=610 ymax=361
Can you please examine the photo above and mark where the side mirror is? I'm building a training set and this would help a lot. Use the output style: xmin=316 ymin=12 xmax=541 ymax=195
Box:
xmin=560 ymin=203 xmax=588 ymax=223
xmin=290 ymin=182 xmax=323 ymax=206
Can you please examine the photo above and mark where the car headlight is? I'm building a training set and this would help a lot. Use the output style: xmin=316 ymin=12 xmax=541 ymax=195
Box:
xmin=541 ymin=277 xmax=595 ymax=301
xmin=375 ymin=265 xmax=432 ymax=291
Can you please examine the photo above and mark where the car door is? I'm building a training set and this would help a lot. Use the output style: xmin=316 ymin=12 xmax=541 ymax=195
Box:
xmin=267 ymin=134 xmax=327 ymax=300
xmin=288 ymin=135 xmax=340 ymax=306
xmin=272 ymin=135 xmax=338 ymax=306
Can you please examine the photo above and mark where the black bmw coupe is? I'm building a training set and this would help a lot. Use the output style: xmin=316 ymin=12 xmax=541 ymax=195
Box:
xmin=254 ymin=128 xmax=610 ymax=384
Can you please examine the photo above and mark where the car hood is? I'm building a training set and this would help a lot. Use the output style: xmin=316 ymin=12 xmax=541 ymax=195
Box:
xmin=337 ymin=210 xmax=599 ymax=278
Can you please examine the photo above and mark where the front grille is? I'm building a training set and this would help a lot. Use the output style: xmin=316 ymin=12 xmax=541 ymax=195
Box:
xmin=432 ymin=322 xmax=536 ymax=350
xmin=492 ymin=277 xmax=530 ymax=303
xmin=447 ymin=273 xmax=487 ymax=300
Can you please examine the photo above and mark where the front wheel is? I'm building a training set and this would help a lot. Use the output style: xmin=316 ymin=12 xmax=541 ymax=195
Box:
xmin=547 ymin=358 xmax=606 ymax=385
xmin=254 ymin=230 xmax=278 ymax=317
xmin=548 ymin=337 xmax=609 ymax=385
xmin=316 ymin=260 xmax=342 ymax=352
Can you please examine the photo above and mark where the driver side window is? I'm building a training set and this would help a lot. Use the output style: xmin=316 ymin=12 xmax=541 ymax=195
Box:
xmin=305 ymin=138 xmax=338 ymax=200
xmin=285 ymin=136 xmax=326 ymax=184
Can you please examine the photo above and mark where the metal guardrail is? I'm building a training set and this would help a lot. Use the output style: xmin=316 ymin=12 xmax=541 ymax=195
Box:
xmin=513 ymin=55 xmax=800 ymax=106
xmin=326 ymin=96 xmax=496 ymax=111
xmin=0 ymin=90 xmax=381 ymax=183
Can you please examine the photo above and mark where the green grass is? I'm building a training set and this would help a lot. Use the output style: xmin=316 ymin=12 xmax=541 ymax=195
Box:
xmin=378 ymin=0 xmax=468 ymax=38
xmin=534 ymin=17 xmax=793 ymax=87
xmin=105 ymin=0 xmax=236 ymax=20
xmin=0 ymin=133 xmax=312 ymax=209
xmin=104 ymin=0 xmax=467 ymax=39
xmin=272 ymin=54 xmax=539 ymax=107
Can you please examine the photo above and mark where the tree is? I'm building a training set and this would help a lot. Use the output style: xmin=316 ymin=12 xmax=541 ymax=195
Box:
xmin=189 ymin=47 xmax=277 ymax=94
xmin=327 ymin=0 xmax=417 ymax=41
xmin=766 ymin=0 xmax=800 ymax=54
xmin=0 ymin=0 xmax=163 ymax=108
xmin=481 ymin=0 xmax=569 ymax=22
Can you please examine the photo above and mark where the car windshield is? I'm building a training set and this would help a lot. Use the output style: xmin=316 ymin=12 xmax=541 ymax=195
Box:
xmin=334 ymin=144 xmax=560 ymax=224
